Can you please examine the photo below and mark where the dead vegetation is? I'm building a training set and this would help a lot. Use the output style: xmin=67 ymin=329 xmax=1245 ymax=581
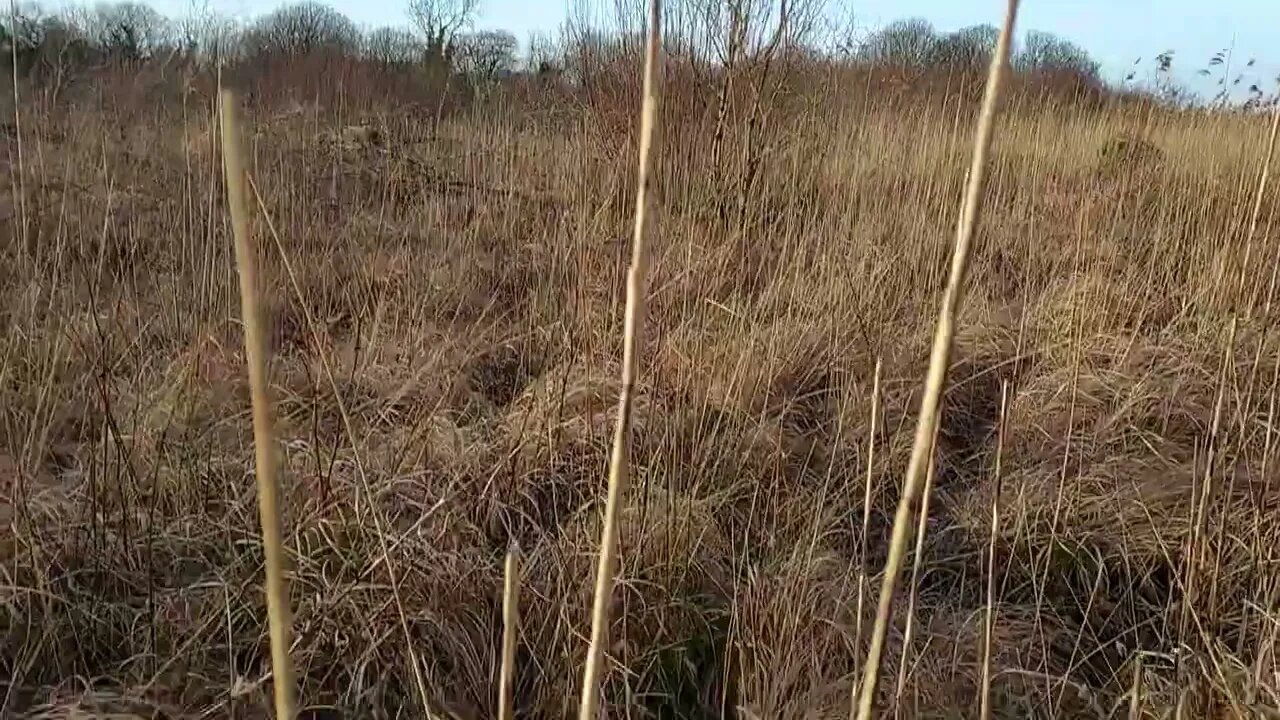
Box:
xmin=4 ymin=7 xmax=1280 ymax=719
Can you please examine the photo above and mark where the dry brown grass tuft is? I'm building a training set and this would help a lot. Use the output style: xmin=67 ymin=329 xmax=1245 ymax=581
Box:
xmin=4 ymin=10 xmax=1280 ymax=719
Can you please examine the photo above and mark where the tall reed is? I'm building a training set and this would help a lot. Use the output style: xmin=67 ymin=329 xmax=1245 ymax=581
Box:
xmin=577 ymin=0 xmax=663 ymax=717
xmin=219 ymin=89 xmax=297 ymax=719
xmin=854 ymin=2 xmax=1021 ymax=717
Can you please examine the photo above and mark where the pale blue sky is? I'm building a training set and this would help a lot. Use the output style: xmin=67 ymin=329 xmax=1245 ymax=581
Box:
xmin=147 ymin=0 xmax=1280 ymax=95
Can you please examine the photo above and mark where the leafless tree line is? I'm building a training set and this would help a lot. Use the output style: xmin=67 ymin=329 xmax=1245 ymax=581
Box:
xmin=9 ymin=0 xmax=1229 ymax=112
xmin=2 ymin=0 xmax=521 ymax=84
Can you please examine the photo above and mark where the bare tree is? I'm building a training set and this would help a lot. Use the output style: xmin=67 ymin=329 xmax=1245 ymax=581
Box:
xmin=3 ymin=4 xmax=100 ymax=95
xmin=524 ymin=30 xmax=559 ymax=76
xmin=405 ymin=0 xmax=477 ymax=64
xmin=174 ymin=0 xmax=240 ymax=64
xmin=243 ymin=1 xmax=358 ymax=58
xmin=2 ymin=4 xmax=48 ymax=74
xmin=364 ymin=25 xmax=420 ymax=66
xmin=926 ymin=24 xmax=998 ymax=69
xmin=34 ymin=14 xmax=99 ymax=97
xmin=196 ymin=14 xmax=241 ymax=64
xmin=687 ymin=0 xmax=829 ymax=227
xmin=1015 ymin=29 xmax=1099 ymax=81
xmin=454 ymin=29 xmax=516 ymax=81
xmin=92 ymin=1 xmax=173 ymax=61
xmin=174 ymin=0 xmax=206 ymax=55
xmin=858 ymin=17 xmax=937 ymax=67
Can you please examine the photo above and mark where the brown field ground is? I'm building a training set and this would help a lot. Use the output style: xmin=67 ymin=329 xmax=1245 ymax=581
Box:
xmin=3 ymin=57 xmax=1280 ymax=718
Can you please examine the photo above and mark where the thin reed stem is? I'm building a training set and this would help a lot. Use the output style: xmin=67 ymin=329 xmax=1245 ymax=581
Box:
xmin=1241 ymin=105 xmax=1280 ymax=314
xmin=577 ymin=1 xmax=662 ymax=717
xmin=8 ymin=0 xmax=27 ymax=260
xmin=851 ymin=356 xmax=882 ymax=713
xmin=219 ymin=90 xmax=297 ymax=720
xmin=854 ymin=3 xmax=1020 ymax=717
xmin=980 ymin=380 xmax=1011 ymax=720
xmin=1128 ymin=653 xmax=1144 ymax=720
xmin=499 ymin=544 xmax=521 ymax=720
xmin=894 ymin=422 xmax=940 ymax=715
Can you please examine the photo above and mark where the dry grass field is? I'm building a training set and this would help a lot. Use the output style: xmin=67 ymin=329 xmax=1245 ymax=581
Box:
xmin=3 ymin=23 xmax=1280 ymax=718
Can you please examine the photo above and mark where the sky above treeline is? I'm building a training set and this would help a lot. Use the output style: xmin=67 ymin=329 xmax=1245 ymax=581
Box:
xmin=137 ymin=0 xmax=1280 ymax=98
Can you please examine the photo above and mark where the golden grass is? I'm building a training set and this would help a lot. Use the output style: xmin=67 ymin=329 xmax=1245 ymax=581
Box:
xmin=4 ymin=16 xmax=1280 ymax=720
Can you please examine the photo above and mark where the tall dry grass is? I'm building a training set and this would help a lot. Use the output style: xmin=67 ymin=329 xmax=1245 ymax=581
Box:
xmin=218 ymin=88 xmax=297 ymax=719
xmin=859 ymin=3 xmax=1021 ymax=716
xmin=578 ymin=0 xmax=663 ymax=718
xmin=3 ymin=21 xmax=1280 ymax=720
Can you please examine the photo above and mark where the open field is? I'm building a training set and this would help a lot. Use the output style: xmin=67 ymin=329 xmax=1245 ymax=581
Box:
xmin=3 ymin=51 xmax=1280 ymax=718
